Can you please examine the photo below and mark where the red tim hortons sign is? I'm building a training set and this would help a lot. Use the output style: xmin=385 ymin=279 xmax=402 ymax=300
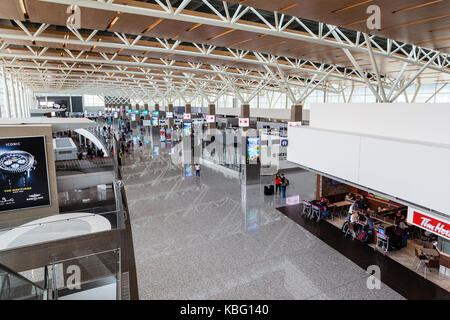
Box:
xmin=408 ymin=207 xmax=450 ymax=240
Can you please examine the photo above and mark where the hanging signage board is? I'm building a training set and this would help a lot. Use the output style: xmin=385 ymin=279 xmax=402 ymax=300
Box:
xmin=183 ymin=113 xmax=191 ymax=120
xmin=288 ymin=122 xmax=302 ymax=127
xmin=143 ymin=120 xmax=151 ymax=126
xmin=206 ymin=115 xmax=215 ymax=123
xmin=166 ymin=112 xmax=173 ymax=118
xmin=407 ymin=207 xmax=450 ymax=240
xmin=239 ymin=118 xmax=249 ymax=127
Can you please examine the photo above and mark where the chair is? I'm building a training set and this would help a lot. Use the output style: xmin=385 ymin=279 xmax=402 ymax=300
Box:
xmin=302 ymin=201 xmax=311 ymax=217
xmin=339 ymin=204 xmax=350 ymax=219
xmin=415 ymin=247 xmax=429 ymax=278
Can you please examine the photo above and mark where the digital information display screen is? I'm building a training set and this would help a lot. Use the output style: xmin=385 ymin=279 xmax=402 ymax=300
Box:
xmin=152 ymin=116 xmax=159 ymax=126
xmin=153 ymin=111 xmax=160 ymax=116
xmin=247 ymin=137 xmax=260 ymax=163
xmin=0 ymin=136 xmax=51 ymax=213
xmin=143 ymin=110 xmax=149 ymax=115
xmin=183 ymin=122 xmax=192 ymax=136
xmin=131 ymin=114 xmax=136 ymax=121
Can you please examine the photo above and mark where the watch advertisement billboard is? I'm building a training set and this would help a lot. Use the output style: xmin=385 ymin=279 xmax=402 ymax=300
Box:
xmin=0 ymin=136 xmax=51 ymax=213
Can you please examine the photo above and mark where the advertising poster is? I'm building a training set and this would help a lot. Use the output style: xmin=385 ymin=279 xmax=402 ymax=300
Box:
xmin=247 ymin=137 xmax=260 ymax=163
xmin=165 ymin=128 xmax=172 ymax=141
xmin=183 ymin=122 xmax=192 ymax=136
xmin=152 ymin=116 xmax=159 ymax=126
xmin=185 ymin=165 xmax=193 ymax=177
xmin=131 ymin=114 xmax=136 ymax=121
xmin=0 ymin=136 xmax=51 ymax=213
xmin=160 ymin=127 xmax=166 ymax=142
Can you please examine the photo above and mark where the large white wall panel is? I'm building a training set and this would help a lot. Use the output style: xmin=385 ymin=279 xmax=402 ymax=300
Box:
xmin=358 ymin=137 xmax=450 ymax=215
xmin=287 ymin=127 xmax=361 ymax=182
xmin=310 ymin=103 xmax=450 ymax=145
xmin=287 ymin=127 xmax=450 ymax=216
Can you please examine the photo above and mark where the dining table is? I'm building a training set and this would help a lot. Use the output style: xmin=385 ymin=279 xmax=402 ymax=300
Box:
xmin=421 ymin=247 xmax=440 ymax=257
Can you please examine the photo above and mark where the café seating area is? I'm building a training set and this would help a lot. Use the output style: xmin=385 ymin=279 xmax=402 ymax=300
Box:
xmin=301 ymin=192 xmax=450 ymax=292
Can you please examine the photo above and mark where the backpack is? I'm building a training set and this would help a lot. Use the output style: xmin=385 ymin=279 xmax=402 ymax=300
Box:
xmin=285 ymin=179 xmax=290 ymax=186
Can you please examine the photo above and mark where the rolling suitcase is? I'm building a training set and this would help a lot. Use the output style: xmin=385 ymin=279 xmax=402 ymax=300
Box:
xmin=264 ymin=185 xmax=274 ymax=195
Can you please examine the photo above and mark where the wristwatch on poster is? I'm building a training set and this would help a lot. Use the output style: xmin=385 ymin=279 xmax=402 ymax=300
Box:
xmin=0 ymin=151 xmax=36 ymax=189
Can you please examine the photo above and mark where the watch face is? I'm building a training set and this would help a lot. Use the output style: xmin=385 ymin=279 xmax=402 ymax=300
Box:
xmin=0 ymin=151 xmax=34 ymax=174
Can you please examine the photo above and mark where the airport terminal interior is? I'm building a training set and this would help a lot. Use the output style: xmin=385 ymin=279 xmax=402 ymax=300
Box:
xmin=0 ymin=0 xmax=449 ymax=301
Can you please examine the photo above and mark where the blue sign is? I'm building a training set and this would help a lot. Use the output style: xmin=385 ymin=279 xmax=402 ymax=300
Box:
xmin=281 ymin=139 xmax=288 ymax=147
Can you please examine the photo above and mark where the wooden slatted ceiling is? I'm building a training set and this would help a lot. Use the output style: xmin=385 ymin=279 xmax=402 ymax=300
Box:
xmin=227 ymin=0 xmax=450 ymax=51
xmin=0 ymin=0 xmax=447 ymax=85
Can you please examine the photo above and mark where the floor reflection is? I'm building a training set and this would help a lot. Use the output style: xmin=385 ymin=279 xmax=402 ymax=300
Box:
xmin=121 ymin=126 xmax=403 ymax=300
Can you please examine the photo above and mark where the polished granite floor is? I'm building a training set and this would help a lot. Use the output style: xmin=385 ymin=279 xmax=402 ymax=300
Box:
xmin=121 ymin=135 xmax=404 ymax=300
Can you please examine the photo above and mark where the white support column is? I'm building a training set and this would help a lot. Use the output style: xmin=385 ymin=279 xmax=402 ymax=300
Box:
xmin=1 ymin=66 xmax=11 ymax=118
xmin=10 ymin=74 xmax=19 ymax=118
xmin=19 ymin=82 xmax=26 ymax=118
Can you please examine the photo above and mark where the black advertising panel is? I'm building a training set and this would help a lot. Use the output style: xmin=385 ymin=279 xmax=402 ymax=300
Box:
xmin=0 ymin=136 xmax=51 ymax=213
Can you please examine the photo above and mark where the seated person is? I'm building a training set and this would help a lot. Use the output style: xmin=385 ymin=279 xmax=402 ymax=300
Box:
xmin=358 ymin=195 xmax=369 ymax=210
xmin=346 ymin=200 xmax=359 ymax=221
xmin=319 ymin=197 xmax=329 ymax=207
xmin=345 ymin=193 xmax=355 ymax=201
xmin=398 ymin=215 xmax=409 ymax=248
xmin=350 ymin=211 xmax=360 ymax=233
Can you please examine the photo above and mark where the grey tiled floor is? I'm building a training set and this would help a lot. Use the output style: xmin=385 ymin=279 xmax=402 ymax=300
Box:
xmin=121 ymin=139 xmax=404 ymax=300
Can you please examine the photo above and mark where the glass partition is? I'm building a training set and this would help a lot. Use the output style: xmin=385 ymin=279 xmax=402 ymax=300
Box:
xmin=0 ymin=263 xmax=45 ymax=300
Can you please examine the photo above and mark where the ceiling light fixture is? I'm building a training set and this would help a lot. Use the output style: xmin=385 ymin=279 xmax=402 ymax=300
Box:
xmin=106 ymin=16 xmax=120 ymax=30
xmin=392 ymin=0 xmax=443 ymax=14
xmin=228 ymin=38 xmax=253 ymax=47
xmin=142 ymin=18 xmax=164 ymax=34
xmin=186 ymin=23 xmax=202 ymax=32
xmin=207 ymin=29 xmax=236 ymax=41
xmin=279 ymin=3 xmax=297 ymax=12
xmin=383 ymin=13 xmax=450 ymax=30
xmin=332 ymin=0 xmax=373 ymax=13
xmin=19 ymin=0 xmax=29 ymax=19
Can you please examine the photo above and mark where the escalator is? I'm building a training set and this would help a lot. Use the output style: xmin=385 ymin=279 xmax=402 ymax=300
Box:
xmin=0 ymin=262 xmax=45 ymax=300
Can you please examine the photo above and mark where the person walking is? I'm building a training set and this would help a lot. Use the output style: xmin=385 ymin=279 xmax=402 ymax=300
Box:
xmin=280 ymin=173 xmax=289 ymax=198
xmin=275 ymin=174 xmax=281 ymax=194
xmin=195 ymin=163 xmax=201 ymax=177
xmin=118 ymin=149 xmax=123 ymax=166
